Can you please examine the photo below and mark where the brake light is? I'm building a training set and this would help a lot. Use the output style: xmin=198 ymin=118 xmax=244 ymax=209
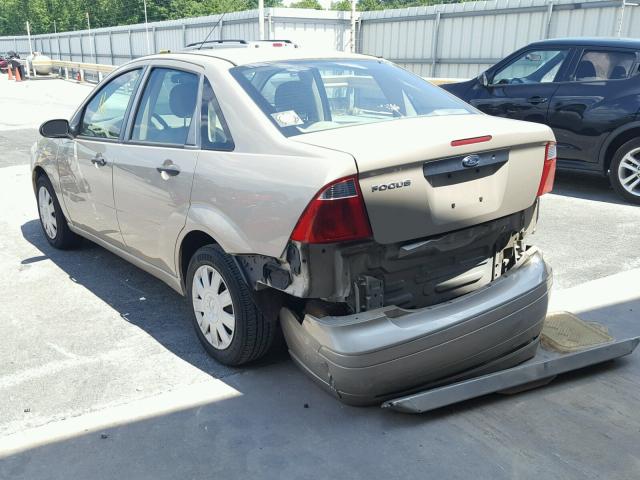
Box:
xmin=451 ymin=135 xmax=492 ymax=147
xmin=537 ymin=142 xmax=557 ymax=196
xmin=290 ymin=175 xmax=373 ymax=244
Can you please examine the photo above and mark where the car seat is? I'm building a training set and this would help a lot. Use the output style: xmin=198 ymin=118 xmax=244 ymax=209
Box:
xmin=274 ymin=80 xmax=319 ymax=124
xmin=166 ymin=83 xmax=197 ymax=144
xmin=575 ymin=60 xmax=597 ymax=81
xmin=610 ymin=65 xmax=627 ymax=80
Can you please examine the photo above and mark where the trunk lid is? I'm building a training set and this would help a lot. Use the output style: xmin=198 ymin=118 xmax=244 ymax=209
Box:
xmin=292 ymin=114 xmax=554 ymax=244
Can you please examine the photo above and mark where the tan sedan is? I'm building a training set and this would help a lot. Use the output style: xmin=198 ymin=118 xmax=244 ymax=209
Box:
xmin=32 ymin=48 xmax=556 ymax=404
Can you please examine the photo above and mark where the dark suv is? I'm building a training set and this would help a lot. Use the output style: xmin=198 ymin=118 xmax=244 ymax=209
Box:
xmin=442 ymin=38 xmax=640 ymax=204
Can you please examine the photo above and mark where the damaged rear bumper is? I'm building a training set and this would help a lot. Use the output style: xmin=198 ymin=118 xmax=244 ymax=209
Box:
xmin=281 ymin=248 xmax=552 ymax=406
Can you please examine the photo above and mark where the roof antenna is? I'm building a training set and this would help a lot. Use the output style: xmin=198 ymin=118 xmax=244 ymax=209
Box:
xmin=197 ymin=13 xmax=227 ymax=50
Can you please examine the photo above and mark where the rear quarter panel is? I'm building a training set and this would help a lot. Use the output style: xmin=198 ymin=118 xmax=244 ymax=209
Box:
xmin=189 ymin=149 xmax=355 ymax=257
xmin=548 ymin=75 xmax=640 ymax=165
xmin=185 ymin=60 xmax=358 ymax=258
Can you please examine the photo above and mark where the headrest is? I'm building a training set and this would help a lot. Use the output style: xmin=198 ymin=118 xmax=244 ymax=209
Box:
xmin=610 ymin=65 xmax=627 ymax=80
xmin=575 ymin=60 xmax=597 ymax=80
xmin=274 ymin=80 xmax=317 ymax=123
xmin=169 ymin=83 xmax=197 ymax=119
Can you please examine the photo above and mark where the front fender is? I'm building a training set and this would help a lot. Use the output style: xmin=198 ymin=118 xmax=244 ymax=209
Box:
xmin=31 ymin=137 xmax=72 ymax=215
xmin=31 ymin=137 xmax=60 ymax=188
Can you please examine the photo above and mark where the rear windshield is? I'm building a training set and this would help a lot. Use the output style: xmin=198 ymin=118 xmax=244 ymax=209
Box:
xmin=230 ymin=59 xmax=475 ymax=137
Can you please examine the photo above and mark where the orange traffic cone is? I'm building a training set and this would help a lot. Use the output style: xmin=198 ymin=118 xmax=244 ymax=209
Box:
xmin=7 ymin=67 xmax=13 ymax=80
xmin=14 ymin=67 xmax=21 ymax=82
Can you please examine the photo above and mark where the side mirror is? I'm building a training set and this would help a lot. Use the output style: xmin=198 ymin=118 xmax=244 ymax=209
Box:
xmin=39 ymin=119 xmax=72 ymax=139
xmin=478 ymin=71 xmax=490 ymax=88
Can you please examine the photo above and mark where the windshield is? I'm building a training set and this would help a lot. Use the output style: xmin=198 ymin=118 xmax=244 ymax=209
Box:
xmin=231 ymin=59 xmax=475 ymax=137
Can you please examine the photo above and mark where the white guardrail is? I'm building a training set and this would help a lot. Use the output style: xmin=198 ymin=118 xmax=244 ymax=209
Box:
xmin=23 ymin=58 xmax=116 ymax=83
xmin=20 ymin=58 xmax=463 ymax=86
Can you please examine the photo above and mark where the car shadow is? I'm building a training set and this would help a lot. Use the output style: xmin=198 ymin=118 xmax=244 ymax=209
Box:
xmin=551 ymin=170 xmax=629 ymax=205
xmin=19 ymin=219 xmax=289 ymax=380
xmin=1 ymin=340 xmax=637 ymax=480
xmin=18 ymin=219 xmax=639 ymax=423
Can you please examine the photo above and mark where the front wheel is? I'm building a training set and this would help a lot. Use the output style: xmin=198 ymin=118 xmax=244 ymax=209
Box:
xmin=609 ymin=138 xmax=640 ymax=205
xmin=36 ymin=174 xmax=81 ymax=249
xmin=186 ymin=245 xmax=276 ymax=366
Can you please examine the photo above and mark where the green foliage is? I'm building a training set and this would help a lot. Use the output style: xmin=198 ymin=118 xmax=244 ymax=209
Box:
xmin=330 ymin=0 xmax=475 ymax=12
xmin=357 ymin=0 xmax=384 ymax=10
xmin=331 ymin=0 xmax=351 ymax=11
xmin=288 ymin=0 xmax=323 ymax=9
xmin=0 ymin=0 xmax=464 ymax=36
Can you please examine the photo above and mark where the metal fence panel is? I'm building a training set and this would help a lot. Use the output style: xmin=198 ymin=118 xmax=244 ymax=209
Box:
xmin=359 ymin=0 xmax=635 ymax=77
xmin=0 ymin=1 xmax=636 ymax=78
xmin=0 ymin=9 xmax=349 ymax=64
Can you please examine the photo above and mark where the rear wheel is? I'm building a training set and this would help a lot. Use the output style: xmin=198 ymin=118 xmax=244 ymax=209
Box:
xmin=186 ymin=245 xmax=276 ymax=366
xmin=36 ymin=174 xmax=80 ymax=249
xmin=609 ymin=138 xmax=640 ymax=205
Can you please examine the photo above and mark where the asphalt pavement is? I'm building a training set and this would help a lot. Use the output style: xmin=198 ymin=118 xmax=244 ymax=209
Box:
xmin=0 ymin=78 xmax=639 ymax=480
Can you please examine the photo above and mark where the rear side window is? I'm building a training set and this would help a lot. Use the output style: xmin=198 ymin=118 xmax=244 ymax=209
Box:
xmin=80 ymin=69 xmax=141 ymax=139
xmin=201 ymin=78 xmax=234 ymax=151
xmin=573 ymin=50 xmax=637 ymax=81
xmin=131 ymin=68 xmax=198 ymax=146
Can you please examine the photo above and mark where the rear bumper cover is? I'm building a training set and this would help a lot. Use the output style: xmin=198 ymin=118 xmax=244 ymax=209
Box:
xmin=281 ymin=248 xmax=552 ymax=405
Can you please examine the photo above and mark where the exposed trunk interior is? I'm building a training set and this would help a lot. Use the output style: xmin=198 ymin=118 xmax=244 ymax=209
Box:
xmin=240 ymin=202 xmax=539 ymax=316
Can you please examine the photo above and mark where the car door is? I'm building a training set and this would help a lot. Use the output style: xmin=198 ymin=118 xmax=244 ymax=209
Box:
xmin=58 ymin=68 xmax=143 ymax=247
xmin=112 ymin=62 xmax=201 ymax=276
xmin=547 ymin=47 xmax=639 ymax=165
xmin=470 ymin=48 xmax=573 ymax=124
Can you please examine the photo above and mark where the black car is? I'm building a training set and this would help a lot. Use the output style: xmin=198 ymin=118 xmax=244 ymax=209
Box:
xmin=442 ymin=38 xmax=640 ymax=204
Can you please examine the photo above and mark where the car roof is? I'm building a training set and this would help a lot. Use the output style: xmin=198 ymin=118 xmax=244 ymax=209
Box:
xmin=528 ymin=37 xmax=640 ymax=49
xmin=147 ymin=48 xmax=375 ymax=67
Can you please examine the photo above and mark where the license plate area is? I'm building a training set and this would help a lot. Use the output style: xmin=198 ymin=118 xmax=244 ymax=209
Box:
xmin=424 ymin=150 xmax=508 ymax=188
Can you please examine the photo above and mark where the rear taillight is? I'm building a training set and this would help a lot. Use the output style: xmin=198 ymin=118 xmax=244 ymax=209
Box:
xmin=290 ymin=175 xmax=373 ymax=244
xmin=537 ymin=142 xmax=557 ymax=196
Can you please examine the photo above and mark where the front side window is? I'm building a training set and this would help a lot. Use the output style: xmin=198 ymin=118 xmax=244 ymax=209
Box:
xmin=231 ymin=59 xmax=474 ymax=137
xmin=492 ymin=49 xmax=569 ymax=85
xmin=573 ymin=50 xmax=637 ymax=81
xmin=201 ymin=78 xmax=234 ymax=151
xmin=80 ymin=69 xmax=141 ymax=139
xmin=131 ymin=68 xmax=199 ymax=146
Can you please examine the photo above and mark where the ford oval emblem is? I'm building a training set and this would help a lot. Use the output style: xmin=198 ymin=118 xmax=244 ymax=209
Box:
xmin=462 ymin=154 xmax=481 ymax=168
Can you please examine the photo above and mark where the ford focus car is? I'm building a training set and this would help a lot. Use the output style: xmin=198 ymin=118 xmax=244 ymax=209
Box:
xmin=32 ymin=48 xmax=556 ymax=405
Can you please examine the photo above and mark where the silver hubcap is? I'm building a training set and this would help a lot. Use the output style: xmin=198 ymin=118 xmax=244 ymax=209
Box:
xmin=192 ymin=265 xmax=235 ymax=350
xmin=618 ymin=148 xmax=640 ymax=196
xmin=38 ymin=186 xmax=57 ymax=239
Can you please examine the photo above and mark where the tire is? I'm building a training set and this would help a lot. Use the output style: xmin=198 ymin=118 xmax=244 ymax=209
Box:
xmin=186 ymin=245 xmax=276 ymax=366
xmin=36 ymin=174 xmax=81 ymax=249
xmin=609 ymin=138 xmax=640 ymax=205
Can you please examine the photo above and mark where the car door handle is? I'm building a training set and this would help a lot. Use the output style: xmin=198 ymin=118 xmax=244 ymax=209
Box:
xmin=156 ymin=161 xmax=180 ymax=177
xmin=91 ymin=153 xmax=106 ymax=167
xmin=527 ymin=96 xmax=548 ymax=105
